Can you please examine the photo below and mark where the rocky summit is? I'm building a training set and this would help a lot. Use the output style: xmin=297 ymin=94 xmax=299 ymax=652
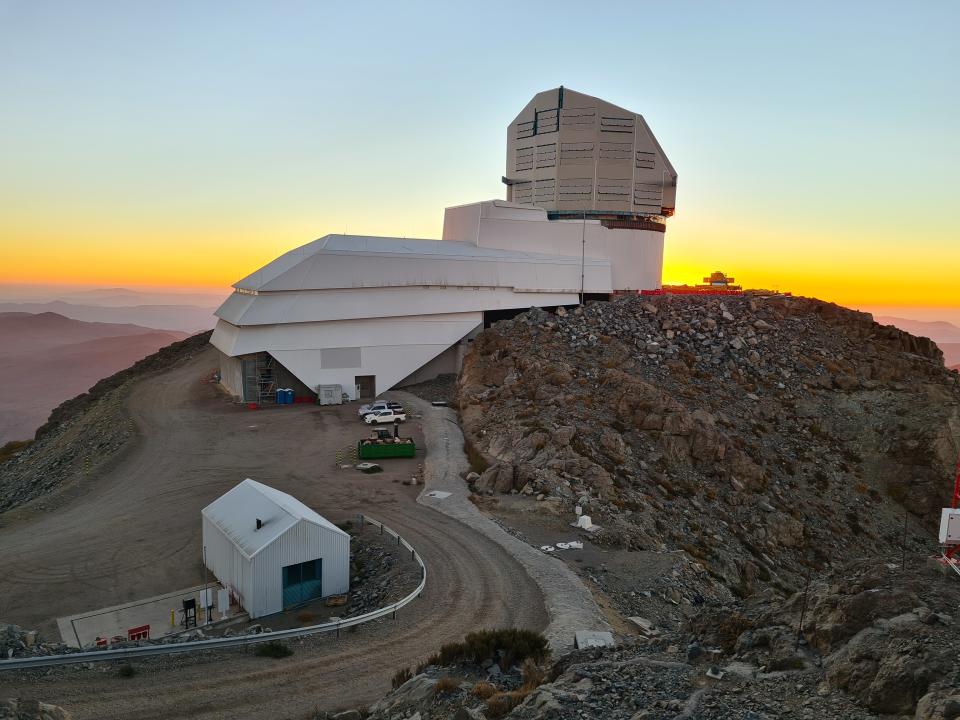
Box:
xmin=458 ymin=294 xmax=960 ymax=598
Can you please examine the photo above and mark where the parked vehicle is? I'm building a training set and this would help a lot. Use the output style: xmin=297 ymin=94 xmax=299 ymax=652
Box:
xmin=364 ymin=409 xmax=407 ymax=424
xmin=358 ymin=400 xmax=403 ymax=417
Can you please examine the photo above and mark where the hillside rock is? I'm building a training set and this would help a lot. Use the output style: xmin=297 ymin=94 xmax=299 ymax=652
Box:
xmin=457 ymin=295 xmax=960 ymax=596
xmin=0 ymin=699 xmax=71 ymax=720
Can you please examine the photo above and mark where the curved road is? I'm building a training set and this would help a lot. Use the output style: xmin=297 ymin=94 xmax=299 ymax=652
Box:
xmin=0 ymin=347 xmax=547 ymax=719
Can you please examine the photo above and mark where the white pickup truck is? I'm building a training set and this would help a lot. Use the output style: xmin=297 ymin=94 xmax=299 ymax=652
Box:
xmin=358 ymin=400 xmax=403 ymax=417
xmin=364 ymin=409 xmax=407 ymax=424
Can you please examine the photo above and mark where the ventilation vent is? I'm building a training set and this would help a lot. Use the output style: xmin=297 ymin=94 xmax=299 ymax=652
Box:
xmin=512 ymin=181 xmax=533 ymax=203
xmin=535 ymin=108 xmax=559 ymax=134
xmin=600 ymin=116 xmax=635 ymax=133
xmin=599 ymin=142 xmax=632 ymax=160
xmin=515 ymin=146 xmax=535 ymax=172
xmin=516 ymin=120 xmax=535 ymax=139
xmin=633 ymin=182 xmax=663 ymax=210
xmin=561 ymin=107 xmax=596 ymax=129
xmin=597 ymin=179 xmax=630 ymax=201
xmin=560 ymin=142 xmax=594 ymax=165
xmin=558 ymin=178 xmax=593 ymax=200
xmin=534 ymin=179 xmax=556 ymax=204
xmin=536 ymin=143 xmax=557 ymax=168
xmin=636 ymin=151 xmax=656 ymax=169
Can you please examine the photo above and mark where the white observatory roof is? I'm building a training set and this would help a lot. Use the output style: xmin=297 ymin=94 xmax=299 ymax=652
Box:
xmin=232 ymin=233 xmax=602 ymax=293
xmin=202 ymin=479 xmax=348 ymax=559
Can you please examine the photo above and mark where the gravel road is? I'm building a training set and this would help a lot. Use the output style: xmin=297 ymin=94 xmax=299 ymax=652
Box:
xmin=398 ymin=392 xmax=610 ymax=652
xmin=0 ymin=347 xmax=547 ymax=719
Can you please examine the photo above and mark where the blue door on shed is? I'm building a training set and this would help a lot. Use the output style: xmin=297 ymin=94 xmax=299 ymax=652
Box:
xmin=282 ymin=559 xmax=323 ymax=608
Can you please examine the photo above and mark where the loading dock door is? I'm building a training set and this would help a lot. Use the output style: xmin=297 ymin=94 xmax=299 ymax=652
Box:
xmin=282 ymin=559 xmax=323 ymax=608
xmin=355 ymin=375 xmax=375 ymax=400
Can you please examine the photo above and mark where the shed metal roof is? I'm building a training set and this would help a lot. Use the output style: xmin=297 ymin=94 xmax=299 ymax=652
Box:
xmin=201 ymin=479 xmax=348 ymax=559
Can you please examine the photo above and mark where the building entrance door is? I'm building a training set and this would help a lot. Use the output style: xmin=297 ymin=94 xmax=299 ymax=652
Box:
xmin=282 ymin=559 xmax=323 ymax=608
xmin=354 ymin=375 xmax=376 ymax=400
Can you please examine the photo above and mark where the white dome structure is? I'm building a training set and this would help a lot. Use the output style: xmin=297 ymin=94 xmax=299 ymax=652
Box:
xmin=210 ymin=88 xmax=677 ymax=403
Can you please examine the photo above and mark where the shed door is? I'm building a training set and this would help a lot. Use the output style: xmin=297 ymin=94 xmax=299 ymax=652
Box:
xmin=282 ymin=559 xmax=323 ymax=608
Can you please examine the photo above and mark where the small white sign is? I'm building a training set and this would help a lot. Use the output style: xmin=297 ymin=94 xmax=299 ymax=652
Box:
xmin=217 ymin=589 xmax=229 ymax=614
xmin=199 ymin=588 xmax=214 ymax=608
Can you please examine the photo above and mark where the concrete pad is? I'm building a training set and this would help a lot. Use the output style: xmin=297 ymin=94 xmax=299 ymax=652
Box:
xmin=425 ymin=490 xmax=451 ymax=499
xmin=57 ymin=584 xmax=233 ymax=648
xmin=574 ymin=630 xmax=615 ymax=649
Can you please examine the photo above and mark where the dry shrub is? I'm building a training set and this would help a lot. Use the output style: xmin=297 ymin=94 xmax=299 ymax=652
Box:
xmin=486 ymin=691 xmax=528 ymax=718
xmin=432 ymin=629 xmax=548 ymax=670
xmin=391 ymin=666 xmax=412 ymax=689
xmin=520 ymin=657 xmax=545 ymax=690
xmin=434 ymin=676 xmax=461 ymax=695
xmin=470 ymin=681 xmax=497 ymax=699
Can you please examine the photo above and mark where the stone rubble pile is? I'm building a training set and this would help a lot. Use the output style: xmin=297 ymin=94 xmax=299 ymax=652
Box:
xmin=0 ymin=623 xmax=70 ymax=659
xmin=457 ymin=294 xmax=960 ymax=597
xmin=356 ymin=560 xmax=959 ymax=719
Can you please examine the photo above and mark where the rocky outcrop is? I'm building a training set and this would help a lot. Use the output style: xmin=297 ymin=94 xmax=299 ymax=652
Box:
xmin=0 ymin=699 xmax=71 ymax=720
xmin=457 ymin=295 xmax=960 ymax=595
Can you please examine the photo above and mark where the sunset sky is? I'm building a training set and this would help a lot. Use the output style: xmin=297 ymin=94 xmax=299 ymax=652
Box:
xmin=1 ymin=1 xmax=957 ymax=311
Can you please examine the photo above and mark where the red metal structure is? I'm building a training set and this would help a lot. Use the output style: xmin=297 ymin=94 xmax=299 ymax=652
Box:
xmin=641 ymin=270 xmax=745 ymax=297
xmin=127 ymin=624 xmax=150 ymax=641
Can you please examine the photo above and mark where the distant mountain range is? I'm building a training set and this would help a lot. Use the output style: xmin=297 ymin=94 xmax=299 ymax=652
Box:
xmin=875 ymin=316 xmax=960 ymax=368
xmin=0 ymin=312 xmax=187 ymax=444
xmin=0 ymin=300 xmax=217 ymax=333
xmin=55 ymin=287 xmax=228 ymax=308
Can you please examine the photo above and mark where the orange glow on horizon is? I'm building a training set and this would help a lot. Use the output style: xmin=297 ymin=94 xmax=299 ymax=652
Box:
xmin=2 ymin=210 xmax=957 ymax=311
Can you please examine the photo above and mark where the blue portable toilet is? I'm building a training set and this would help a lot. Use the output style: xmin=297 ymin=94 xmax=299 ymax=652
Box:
xmin=275 ymin=389 xmax=284 ymax=404
xmin=285 ymin=388 xmax=295 ymax=404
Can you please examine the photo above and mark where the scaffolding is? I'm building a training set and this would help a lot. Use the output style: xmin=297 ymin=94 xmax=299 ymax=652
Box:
xmin=242 ymin=353 xmax=277 ymax=404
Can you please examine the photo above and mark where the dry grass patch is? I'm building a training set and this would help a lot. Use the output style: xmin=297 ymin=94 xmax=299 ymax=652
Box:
xmin=470 ymin=681 xmax=498 ymax=700
xmin=434 ymin=676 xmax=461 ymax=695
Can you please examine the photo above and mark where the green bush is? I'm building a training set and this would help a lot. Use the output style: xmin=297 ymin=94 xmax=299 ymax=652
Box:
xmin=255 ymin=640 xmax=293 ymax=658
xmin=117 ymin=663 xmax=136 ymax=678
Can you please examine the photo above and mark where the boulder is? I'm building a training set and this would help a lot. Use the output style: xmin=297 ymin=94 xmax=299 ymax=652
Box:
xmin=475 ymin=463 xmax=515 ymax=494
xmin=0 ymin=700 xmax=71 ymax=720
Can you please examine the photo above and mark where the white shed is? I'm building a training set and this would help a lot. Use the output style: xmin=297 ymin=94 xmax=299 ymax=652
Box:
xmin=201 ymin=479 xmax=350 ymax=619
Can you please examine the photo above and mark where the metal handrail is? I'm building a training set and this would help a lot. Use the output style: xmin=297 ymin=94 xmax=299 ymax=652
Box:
xmin=0 ymin=514 xmax=425 ymax=671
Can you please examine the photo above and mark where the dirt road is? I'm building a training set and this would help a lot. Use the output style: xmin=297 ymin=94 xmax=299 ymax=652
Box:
xmin=0 ymin=347 xmax=547 ymax=718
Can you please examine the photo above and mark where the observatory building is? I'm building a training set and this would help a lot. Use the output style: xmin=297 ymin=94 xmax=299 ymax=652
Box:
xmin=211 ymin=87 xmax=677 ymax=403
